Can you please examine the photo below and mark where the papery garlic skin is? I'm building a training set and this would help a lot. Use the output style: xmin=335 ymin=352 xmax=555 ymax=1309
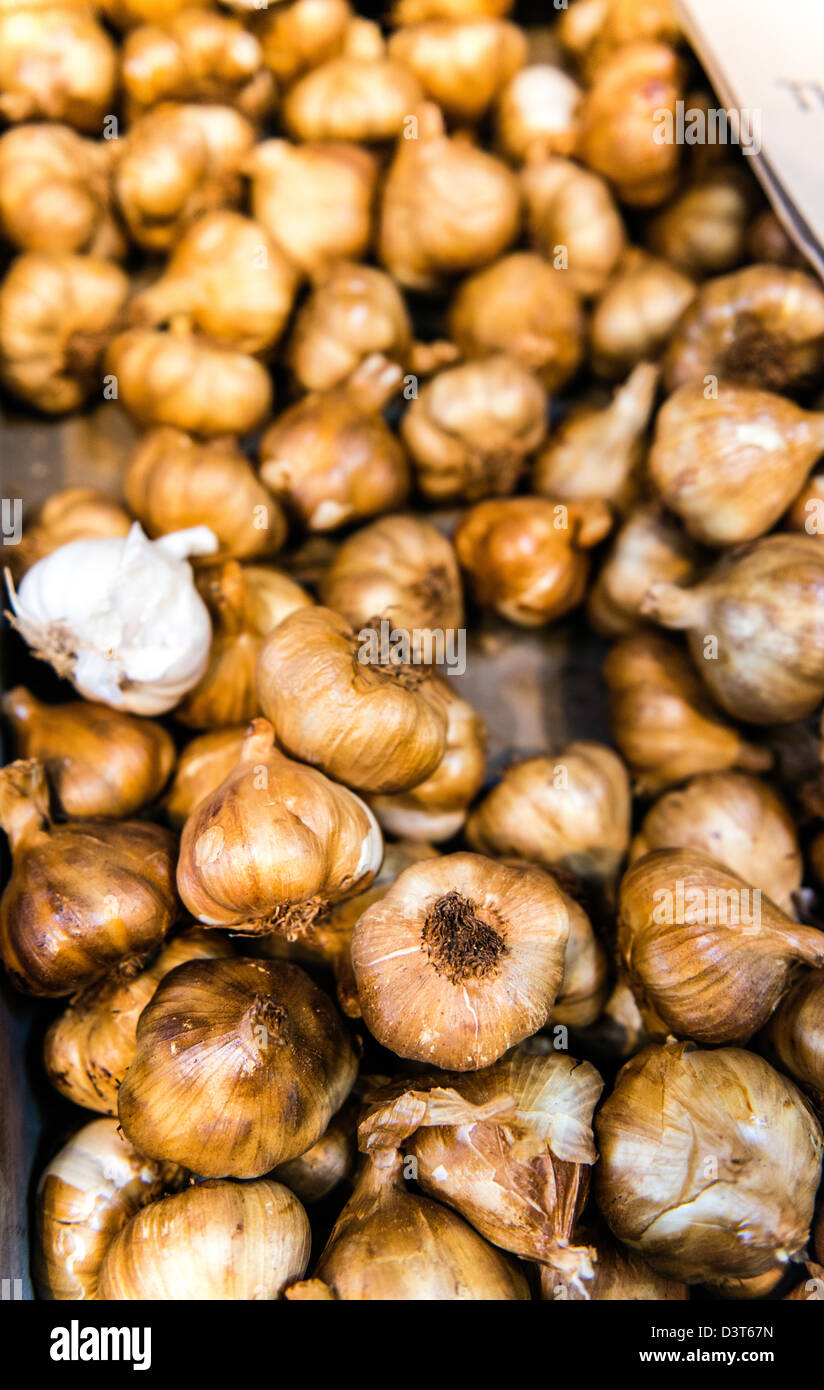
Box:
xmin=0 ymin=124 xmax=122 ymax=259
xmin=587 ymin=502 xmax=699 ymax=638
xmin=164 ymin=725 xmax=247 ymax=829
xmin=8 ymin=523 xmax=218 ymax=716
xmin=590 ymin=249 xmax=696 ymax=379
xmin=595 ymin=1042 xmax=823 ymax=1282
xmin=495 ymin=64 xmax=582 ymax=163
xmin=388 ymin=18 xmax=527 ymax=125
xmin=765 ymin=972 xmax=824 ymax=1113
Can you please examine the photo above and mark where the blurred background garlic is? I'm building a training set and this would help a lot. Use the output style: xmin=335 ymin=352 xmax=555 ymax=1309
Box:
xmin=0 ymin=124 xmax=123 ymax=258
xmin=252 ymin=0 xmax=352 ymax=87
xmin=283 ymin=18 xmax=423 ymax=142
xmin=521 ymin=156 xmax=625 ymax=298
xmin=577 ymin=42 xmax=682 ymax=207
xmin=589 ymin=248 xmax=695 ymax=379
xmin=586 ymin=502 xmax=699 ymax=638
xmin=163 ymin=725 xmax=247 ymax=829
xmin=0 ymin=3 xmax=117 ymax=130
xmin=542 ymin=1219 xmax=688 ymax=1302
xmin=550 ymin=884 xmax=609 ymax=1027
xmin=387 ymin=15 xmax=527 ymax=126
xmin=390 ymin=0 xmax=515 ymax=18
xmin=6 ymin=487 xmax=131 ymax=579
xmin=764 ymin=972 xmax=824 ymax=1115
xmin=495 ymin=64 xmax=582 ymax=163
xmin=274 ymin=1105 xmax=356 ymax=1205
xmin=645 ymin=170 xmax=751 ymax=279
xmin=121 ymin=8 xmax=275 ymax=123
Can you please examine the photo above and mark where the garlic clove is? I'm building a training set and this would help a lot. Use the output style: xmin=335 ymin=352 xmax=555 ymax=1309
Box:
xmin=586 ymin=501 xmax=700 ymax=638
xmin=0 ymin=5 xmax=117 ymax=132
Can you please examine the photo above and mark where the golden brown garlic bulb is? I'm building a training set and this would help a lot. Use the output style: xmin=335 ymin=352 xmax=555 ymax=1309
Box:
xmin=521 ymin=156 xmax=626 ymax=298
xmin=118 ymin=957 xmax=358 ymax=1177
xmin=0 ymin=252 xmax=128 ymax=413
xmin=552 ymin=887 xmax=609 ymax=1028
xmin=664 ymin=264 xmax=824 ymax=394
xmin=495 ymin=64 xmax=582 ymax=163
xmin=0 ymin=760 xmax=178 ymax=997
xmin=351 ymin=851 xmax=570 ymax=1069
xmin=747 ymin=209 xmax=806 ymax=270
xmin=286 ymin=263 xmax=414 ymax=394
xmin=454 ymin=496 xmax=611 ymax=627
xmin=765 ymin=972 xmax=824 ymax=1113
xmin=586 ymin=502 xmax=699 ymax=638
xmin=8 ymin=487 xmax=131 ymax=579
xmin=391 ymin=0 xmax=514 ymax=17
xmin=388 ymin=18 xmax=526 ymax=125
xmin=1 ymin=687 xmax=175 ymax=820
xmin=98 ymin=1179 xmax=310 ymax=1300
xmin=35 ymin=1118 xmax=182 ymax=1301
xmin=0 ymin=124 xmax=122 ymax=259
xmin=102 ymin=0 xmax=211 ymax=27
xmin=630 ymin=772 xmax=802 ymax=916
xmin=604 ymin=632 xmax=772 ymax=793
xmin=590 ymin=249 xmax=695 ymax=379
xmin=578 ymin=42 xmax=682 ymax=207
xmin=542 ymin=1223 xmax=688 ymax=1301
xmin=447 ymin=252 xmax=583 ymax=393
xmin=176 ymin=563 xmax=312 ymax=729
xmin=558 ymin=0 xmax=679 ymax=75
xmin=122 ymin=9 xmax=275 ymax=123
xmin=786 ymin=472 xmax=824 ymax=543
xmin=256 ymin=606 xmax=448 ymax=793
xmin=125 ymin=428 xmax=287 ymax=561
xmin=466 ymin=742 xmax=631 ymax=884
xmin=44 ymin=929 xmax=233 ymax=1115
xmin=274 ymin=1108 xmax=355 ymax=1204
xmin=283 ymin=18 xmax=423 ymax=142
xmin=646 ymin=172 xmax=751 ymax=279
xmin=642 ymin=536 xmax=824 ymax=724
xmin=402 ymin=355 xmax=547 ymax=502
xmin=163 ymin=726 xmax=246 ymax=829
xmin=247 ymin=139 xmax=377 ymax=282
xmin=595 ymin=1042 xmax=823 ymax=1282
xmin=378 ymin=102 xmax=520 ymax=292
xmin=0 ymin=5 xmax=116 ymax=130
xmin=253 ymin=0 xmax=352 ymax=86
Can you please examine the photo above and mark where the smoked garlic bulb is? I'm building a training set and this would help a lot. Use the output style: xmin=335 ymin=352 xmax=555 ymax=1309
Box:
xmin=495 ymin=64 xmax=582 ymax=163
xmin=578 ymin=42 xmax=682 ymax=207
xmin=521 ymin=156 xmax=625 ymax=298
xmin=0 ymin=124 xmax=122 ymax=258
xmin=387 ymin=17 xmax=527 ymax=125
xmin=274 ymin=1108 xmax=355 ymax=1204
xmin=646 ymin=171 xmax=751 ymax=279
xmin=163 ymin=726 xmax=247 ymax=829
xmin=283 ymin=19 xmax=423 ymax=143
xmin=552 ymin=887 xmax=609 ymax=1028
xmin=765 ymin=972 xmax=824 ymax=1112
xmin=390 ymin=0 xmax=514 ymax=17
xmin=286 ymin=263 xmax=414 ymax=394
xmin=0 ymin=4 xmax=117 ymax=131
xmin=253 ymin=0 xmax=352 ymax=86
xmin=586 ymin=502 xmax=699 ymax=638
xmin=590 ymin=249 xmax=695 ymax=379
xmin=122 ymin=9 xmax=275 ymax=123
xmin=542 ymin=1222 xmax=687 ymax=1302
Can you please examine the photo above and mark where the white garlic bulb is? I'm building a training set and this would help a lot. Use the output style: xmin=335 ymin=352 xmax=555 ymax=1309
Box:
xmin=7 ymin=523 xmax=217 ymax=715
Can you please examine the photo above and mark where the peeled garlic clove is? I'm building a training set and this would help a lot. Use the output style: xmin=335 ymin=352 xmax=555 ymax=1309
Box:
xmin=495 ymin=64 xmax=582 ymax=163
xmin=283 ymin=19 xmax=423 ymax=142
xmin=454 ymin=496 xmax=612 ymax=626
xmin=274 ymin=1106 xmax=355 ymax=1204
xmin=388 ymin=18 xmax=526 ymax=125
xmin=604 ymin=631 xmax=773 ymax=792
xmin=595 ymin=1041 xmax=823 ymax=1282
xmin=253 ymin=0 xmax=352 ymax=86
xmin=378 ymin=102 xmax=521 ymax=292
xmin=35 ymin=1117 xmax=183 ymax=1301
xmin=0 ymin=252 xmax=129 ymax=413
xmin=764 ymin=971 xmax=824 ymax=1113
xmin=578 ymin=42 xmax=682 ymax=207
xmin=257 ymin=606 xmax=448 ymax=793
xmin=586 ymin=502 xmax=699 ymax=638
xmin=44 ymin=928 xmax=233 ymax=1115
xmin=0 ymin=123 xmax=123 ymax=258
xmin=630 ymin=772 xmax=802 ymax=916
xmin=542 ymin=1221 xmax=688 ymax=1301
xmin=649 ymin=384 xmax=824 ymax=546
xmin=618 ymin=848 xmax=824 ymax=1044
xmin=122 ymin=9 xmax=275 ymax=124
xmin=7 ymin=522 xmax=217 ymax=715
xmin=0 ymin=760 xmax=178 ymax=997
xmin=521 ymin=156 xmax=625 ymax=298
xmin=645 ymin=171 xmax=751 ymax=279
xmin=98 ymin=1178 xmax=310 ymax=1300
xmin=1 ymin=687 xmax=175 ymax=820
xmin=351 ymin=851 xmax=570 ymax=1070
xmin=118 ymin=956 xmax=358 ymax=1177
xmin=664 ymin=264 xmax=824 ymax=394
xmin=590 ymin=249 xmax=696 ymax=379
xmin=177 ymin=717 xmax=382 ymax=930
xmin=447 ymin=252 xmax=583 ymax=392
xmin=0 ymin=5 xmax=117 ymax=131
xmin=8 ymin=487 xmax=132 ymax=580
xmin=286 ymin=262 xmax=413 ymax=394
xmin=643 ymin=535 xmax=824 ymax=724
xmin=534 ymin=362 xmax=659 ymax=510
xmin=163 ymin=725 xmax=247 ymax=829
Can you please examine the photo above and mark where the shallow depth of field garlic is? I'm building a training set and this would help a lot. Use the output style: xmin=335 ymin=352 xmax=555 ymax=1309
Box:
xmin=387 ymin=18 xmax=526 ymax=125
xmin=177 ymin=718 xmax=380 ymax=930
xmin=590 ymin=249 xmax=696 ymax=378
xmin=378 ymin=103 xmax=521 ymax=291
xmin=0 ymin=760 xmax=178 ymax=997
xmin=319 ymin=513 xmax=464 ymax=638
xmin=454 ymin=496 xmax=612 ymax=626
xmin=0 ymin=124 xmax=122 ymax=259
xmin=630 ymin=772 xmax=802 ymax=915
xmin=447 ymin=252 xmax=583 ymax=392
xmin=351 ymin=852 xmax=570 ymax=1069
xmin=118 ymin=957 xmax=358 ymax=1177
xmin=0 ymin=252 xmax=129 ymax=413
xmin=0 ymin=5 xmax=117 ymax=131
xmin=558 ymin=0 xmax=680 ymax=74
xmin=286 ymin=263 xmax=417 ymax=394
xmin=495 ymin=64 xmax=582 ymax=163
xmin=595 ymin=1042 xmax=823 ymax=1282
xmin=534 ymin=362 xmax=659 ymax=511
xmin=163 ymin=726 xmax=246 ymax=829
xmin=35 ymin=1118 xmax=181 ymax=1301
xmin=642 ymin=536 xmax=824 ymax=724
xmin=648 ymin=384 xmax=824 ymax=546
xmin=466 ymin=741 xmax=631 ymax=884
xmin=252 ymin=0 xmax=352 ymax=86
xmin=283 ymin=19 xmax=423 ymax=143
xmin=578 ymin=42 xmax=682 ymax=207
xmin=7 ymin=523 xmax=217 ymax=715
xmin=521 ymin=157 xmax=626 ymax=298
xmin=646 ymin=171 xmax=751 ymax=279
xmin=604 ymin=632 xmax=772 ymax=793
xmin=247 ymin=139 xmax=378 ymax=282
xmin=256 ymin=606 xmax=447 ymax=793
xmin=125 ymin=428 xmax=287 ymax=561
xmin=586 ymin=502 xmax=699 ymax=638
xmin=122 ymin=9 xmax=275 ymax=122
xmin=98 ymin=1179 xmax=310 ymax=1301
xmin=765 ymin=972 xmax=824 ymax=1113
xmin=1 ymin=687 xmax=175 ymax=820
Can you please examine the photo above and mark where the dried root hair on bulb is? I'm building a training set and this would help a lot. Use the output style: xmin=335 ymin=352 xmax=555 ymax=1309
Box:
xmin=495 ymin=64 xmax=582 ymax=163
xmin=453 ymin=496 xmax=612 ymax=627
xmin=0 ymin=4 xmax=117 ymax=131
xmin=534 ymin=361 xmax=659 ymax=511
xmin=274 ymin=1106 xmax=355 ymax=1205
xmin=1 ymin=687 xmax=175 ymax=820
xmin=98 ymin=1178 xmax=310 ymax=1300
xmin=586 ymin=501 xmax=700 ymax=639
xmin=642 ymin=535 xmax=824 ymax=725
xmin=125 ymin=428 xmax=287 ymax=562
xmin=175 ymin=562 xmax=313 ymax=730
xmin=645 ymin=170 xmax=752 ymax=279
xmin=6 ymin=487 xmax=131 ymax=580
xmin=447 ymin=252 xmax=584 ymax=393
xmin=604 ymin=632 xmax=772 ymax=794
xmin=256 ymin=606 xmax=448 ymax=793
xmin=629 ymin=772 xmax=802 ymax=917
xmin=0 ymin=252 xmax=129 ymax=414
xmin=466 ymin=741 xmax=631 ymax=885
xmin=590 ymin=248 xmax=696 ymax=379
xmin=0 ymin=760 xmax=179 ymax=998
xmin=44 ymin=929 xmax=233 ymax=1116
xmin=177 ymin=717 xmax=381 ymax=932
xmin=664 ymin=264 xmax=824 ymax=395
xmin=287 ymin=1149 xmax=529 ymax=1300
xmin=0 ymin=124 xmax=123 ymax=259
xmin=283 ymin=18 xmax=424 ymax=143
xmin=387 ymin=16 xmax=527 ymax=126
xmin=378 ymin=102 xmax=521 ymax=292
xmin=401 ymin=355 xmax=548 ymax=503
xmin=595 ymin=1042 xmax=823 ymax=1283
xmin=252 ymin=0 xmax=353 ymax=87
xmin=117 ymin=957 xmax=358 ymax=1177
xmin=764 ymin=972 xmax=824 ymax=1114
xmin=578 ymin=42 xmax=682 ymax=207
xmin=351 ymin=851 xmax=570 ymax=1070
xmin=521 ymin=156 xmax=626 ymax=299
xmin=121 ymin=9 xmax=275 ymax=123
xmin=541 ymin=1220 xmax=688 ymax=1302
xmin=247 ymin=139 xmax=377 ymax=283
xmin=163 ymin=725 xmax=247 ymax=829
xmin=35 ymin=1118 xmax=183 ymax=1301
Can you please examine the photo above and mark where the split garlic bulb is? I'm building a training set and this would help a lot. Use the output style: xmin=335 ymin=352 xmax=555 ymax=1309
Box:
xmin=0 ymin=4 xmax=117 ymax=131
xmin=578 ymin=42 xmax=682 ymax=207
xmin=495 ymin=64 xmax=582 ymax=163
xmin=590 ymin=248 xmax=696 ymax=379
xmin=521 ymin=156 xmax=626 ymax=298
xmin=283 ymin=18 xmax=424 ymax=143
xmin=586 ymin=502 xmax=699 ymax=638
xmin=163 ymin=726 xmax=247 ymax=829
xmin=0 ymin=124 xmax=122 ymax=258
xmin=122 ymin=9 xmax=275 ymax=123
xmin=7 ymin=523 xmax=218 ymax=716
xmin=387 ymin=17 xmax=527 ymax=125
